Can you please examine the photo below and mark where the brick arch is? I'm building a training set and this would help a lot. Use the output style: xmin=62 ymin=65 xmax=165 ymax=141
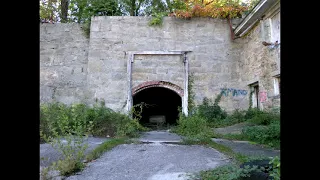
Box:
xmin=132 ymin=81 xmax=184 ymax=97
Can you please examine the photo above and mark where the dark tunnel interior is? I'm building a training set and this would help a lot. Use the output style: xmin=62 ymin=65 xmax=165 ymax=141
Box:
xmin=132 ymin=87 xmax=182 ymax=128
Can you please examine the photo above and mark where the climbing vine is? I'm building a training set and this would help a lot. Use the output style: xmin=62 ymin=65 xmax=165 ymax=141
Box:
xmin=249 ymin=90 xmax=254 ymax=109
xmin=148 ymin=12 xmax=168 ymax=26
xmin=188 ymin=72 xmax=196 ymax=114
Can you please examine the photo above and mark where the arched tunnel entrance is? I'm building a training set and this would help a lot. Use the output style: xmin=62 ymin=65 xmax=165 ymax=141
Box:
xmin=133 ymin=87 xmax=182 ymax=128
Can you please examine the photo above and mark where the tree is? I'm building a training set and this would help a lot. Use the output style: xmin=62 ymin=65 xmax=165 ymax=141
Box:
xmin=120 ymin=0 xmax=146 ymax=16
xmin=169 ymin=0 xmax=248 ymax=19
xmin=60 ymin=0 xmax=70 ymax=22
xmin=40 ymin=0 xmax=60 ymax=23
xmin=69 ymin=0 xmax=122 ymax=23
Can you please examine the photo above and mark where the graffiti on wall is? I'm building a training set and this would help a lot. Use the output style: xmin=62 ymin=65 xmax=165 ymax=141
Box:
xmin=220 ymin=88 xmax=248 ymax=97
xmin=259 ymin=91 xmax=268 ymax=102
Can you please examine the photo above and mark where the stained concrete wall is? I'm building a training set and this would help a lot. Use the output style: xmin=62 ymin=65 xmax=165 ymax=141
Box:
xmin=132 ymin=55 xmax=184 ymax=90
xmin=40 ymin=14 xmax=280 ymax=113
xmin=40 ymin=23 xmax=89 ymax=104
xmin=86 ymin=16 xmax=247 ymax=112
xmin=236 ymin=2 xmax=281 ymax=111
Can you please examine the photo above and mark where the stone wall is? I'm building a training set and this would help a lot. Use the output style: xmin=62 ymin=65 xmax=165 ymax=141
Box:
xmin=132 ymin=55 xmax=184 ymax=90
xmin=40 ymin=23 xmax=89 ymax=104
xmin=40 ymin=14 xmax=280 ymax=113
xmin=86 ymin=16 xmax=246 ymax=113
xmin=237 ymin=2 xmax=280 ymax=111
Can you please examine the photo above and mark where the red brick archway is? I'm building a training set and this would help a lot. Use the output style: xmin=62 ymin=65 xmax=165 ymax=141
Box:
xmin=132 ymin=81 xmax=184 ymax=97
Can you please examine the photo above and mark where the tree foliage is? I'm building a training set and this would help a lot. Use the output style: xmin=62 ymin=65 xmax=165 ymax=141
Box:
xmin=40 ymin=0 xmax=60 ymax=23
xmin=120 ymin=0 xmax=147 ymax=16
xmin=169 ymin=0 xmax=249 ymax=19
xmin=69 ymin=0 xmax=122 ymax=23
xmin=40 ymin=0 xmax=122 ymax=23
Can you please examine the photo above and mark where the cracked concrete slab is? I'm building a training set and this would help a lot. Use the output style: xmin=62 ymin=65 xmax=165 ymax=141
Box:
xmin=66 ymin=143 xmax=231 ymax=180
xmin=138 ymin=130 xmax=183 ymax=143
xmin=40 ymin=137 xmax=109 ymax=167
xmin=212 ymin=138 xmax=280 ymax=157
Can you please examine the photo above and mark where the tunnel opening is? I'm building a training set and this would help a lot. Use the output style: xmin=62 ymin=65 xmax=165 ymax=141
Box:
xmin=133 ymin=87 xmax=182 ymax=129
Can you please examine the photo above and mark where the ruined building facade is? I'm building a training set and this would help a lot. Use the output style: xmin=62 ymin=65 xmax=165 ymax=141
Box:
xmin=40 ymin=0 xmax=280 ymax=115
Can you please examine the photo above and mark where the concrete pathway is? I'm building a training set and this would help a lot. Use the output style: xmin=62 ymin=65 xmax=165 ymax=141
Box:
xmin=40 ymin=130 xmax=280 ymax=180
xmin=139 ymin=130 xmax=183 ymax=143
xmin=40 ymin=137 xmax=109 ymax=167
xmin=65 ymin=131 xmax=231 ymax=180
xmin=214 ymin=122 xmax=249 ymax=135
xmin=212 ymin=138 xmax=280 ymax=158
xmin=213 ymin=122 xmax=280 ymax=158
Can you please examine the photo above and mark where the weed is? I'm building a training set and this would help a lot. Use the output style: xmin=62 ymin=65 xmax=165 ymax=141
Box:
xmin=40 ymin=101 xmax=146 ymax=176
xmin=176 ymin=113 xmax=214 ymax=141
xmin=148 ymin=12 xmax=167 ymax=26
xmin=86 ymin=138 xmax=127 ymax=162
xmin=269 ymin=156 xmax=280 ymax=180
xmin=197 ymin=163 xmax=260 ymax=180
xmin=188 ymin=72 xmax=196 ymax=114
xmin=196 ymin=155 xmax=274 ymax=180
xmin=242 ymin=120 xmax=280 ymax=149
xmin=197 ymin=96 xmax=227 ymax=126
xmin=40 ymin=166 xmax=50 ymax=180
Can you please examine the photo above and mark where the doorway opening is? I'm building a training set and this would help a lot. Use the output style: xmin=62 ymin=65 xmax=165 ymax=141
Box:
xmin=132 ymin=87 xmax=182 ymax=129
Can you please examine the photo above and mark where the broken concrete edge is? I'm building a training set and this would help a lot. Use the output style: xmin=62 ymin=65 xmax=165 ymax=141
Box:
xmin=85 ymin=137 xmax=130 ymax=162
xmin=40 ymin=137 xmax=130 ymax=179
xmin=212 ymin=138 xmax=250 ymax=144
xmin=212 ymin=138 xmax=280 ymax=152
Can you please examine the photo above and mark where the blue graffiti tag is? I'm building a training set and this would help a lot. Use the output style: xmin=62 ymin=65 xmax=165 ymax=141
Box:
xmin=220 ymin=88 xmax=247 ymax=97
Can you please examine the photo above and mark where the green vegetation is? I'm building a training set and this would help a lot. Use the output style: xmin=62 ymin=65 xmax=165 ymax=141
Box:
xmin=196 ymin=155 xmax=280 ymax=180
xmin=40 ymin=101 xmax=147 ymax=141
xmin=174 ymin=113 xmax=214 ymax=142
xmin=173 ymin=87 xmax=280 ymax=149
xmin=188 ymin=72 xmax=196 ymax=114
xmin=197 ymin=164 xmax=259 ymax=180
xmin=40 ymin=101 xmax=147 ymax=177
xmin=195 ymin=93 xmax=280 ymax=148
xmin=86 ymin=138 xmax=128 ymax=162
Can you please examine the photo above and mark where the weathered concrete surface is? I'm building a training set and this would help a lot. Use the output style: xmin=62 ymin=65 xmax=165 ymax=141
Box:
xmin=139 ymin=130 xmax=183 ymax=143
xmin=214 ymin=122 xmax=250 ymax=135
xmin=236 ymin=2 xmax=280 ymax=110
xmin=40 ymin=23 xmax=89 ymax=105
xmin=40 ymin=137 xmax=109 ymax=167
xmin=212 ymin=138 xmax=280 ymax=157
xmin=66 ymin=143 xmax=231 ymax=180
xmin=40 ymin=13 xmax=280 ymax=113
xmin=86 ymin=16 xmax=245 ymax=113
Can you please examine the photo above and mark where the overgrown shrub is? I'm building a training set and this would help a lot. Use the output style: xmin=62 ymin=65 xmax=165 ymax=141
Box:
xmin=229 ymin=109 xmax=247 ymax=123
xmin=40 ymin=102 xmax=94 ymax=139
xmin=175 ymin=112 xmax=214 ymax=141
xmin=242 ymin=120 xmax=280 ymax=148
xmin=248 ymin=110 xmax=280 ymax=125
xmin=244 ymin=108 xmax=262 ymax=120
xmin=40 ymin=105 xmax=91 ymax=177
xmin=116 ymin=118 xmax=147 ymax=138
xmin=40 ymin=102 xmax=146 ymax=139
xmin=212 ymin=109 xmax=247 ymax=127
xmin=40 ymin=101 xmax=147 ymax=176
xmin=198 ymin=164 xmax=260 ymax=180
xmin=197 ymin=96 xmax=227 ymax=125
xmin=148 ymin=12 xmax=166 ymax=26
xmin=269 ymin=156 xmax=280 ymax=180
xmin=197 ymin=156 xmax=279 ymax=180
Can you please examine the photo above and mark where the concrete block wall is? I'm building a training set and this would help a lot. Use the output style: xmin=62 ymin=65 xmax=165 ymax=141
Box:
xmin=40 ymin=15 xmax=280 ymax=113
xmin=86 ymin=17 xmax=247 ymax=112
xmin=40 ymin=23 xmax=89 ymax=104
xmin=237 ymin=5 xmax=281 ymax=111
